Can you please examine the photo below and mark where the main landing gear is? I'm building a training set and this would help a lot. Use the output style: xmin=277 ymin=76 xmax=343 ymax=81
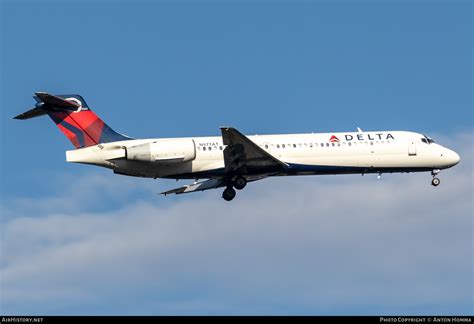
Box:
xmin=222 ymin=186 xmax=236 ymax=201
xmin=233 ymin=176 xmax=247 ymax=190
xmin=431 ymin=169 xmax=441 ymax=187
xmin=222 ymin=176 xmax=247 ymax=201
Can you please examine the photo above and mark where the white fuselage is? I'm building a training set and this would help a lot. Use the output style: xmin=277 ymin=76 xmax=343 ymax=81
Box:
xmin=65 ymin=130 xmax=460 ymax=180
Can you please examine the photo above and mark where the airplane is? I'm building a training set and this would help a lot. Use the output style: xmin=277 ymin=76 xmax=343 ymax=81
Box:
xmin=14 ymin=92 xmax=460 ymax=201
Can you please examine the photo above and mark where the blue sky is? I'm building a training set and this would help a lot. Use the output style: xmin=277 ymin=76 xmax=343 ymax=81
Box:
xmin=1 ymin=0 xmax=472 ymax=315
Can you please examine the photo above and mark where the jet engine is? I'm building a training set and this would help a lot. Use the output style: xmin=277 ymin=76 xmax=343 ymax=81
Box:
xmin=126 ymin=139 xmax=196 ymax=163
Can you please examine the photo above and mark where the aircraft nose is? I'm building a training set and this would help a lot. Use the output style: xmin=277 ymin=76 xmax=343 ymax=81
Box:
xmin=447 ymin=150 xmax=460 ymax=166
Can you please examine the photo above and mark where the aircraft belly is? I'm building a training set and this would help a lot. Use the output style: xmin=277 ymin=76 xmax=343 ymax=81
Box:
xmin=111 ymin=156 xmax=224 ymax=179
xmin=191 ymin=159 xmax=225 ymax=173
xmin=282 ymin=151 xmax=434 ymax=172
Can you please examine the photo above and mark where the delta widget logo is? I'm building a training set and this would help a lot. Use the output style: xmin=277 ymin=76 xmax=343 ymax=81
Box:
xmin=329 ymin=135 xmax=340 ymax=143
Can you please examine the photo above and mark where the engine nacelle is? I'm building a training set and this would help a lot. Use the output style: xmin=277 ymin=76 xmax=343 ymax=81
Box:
xmin=126 ymin=139 xmax=196 ymax=163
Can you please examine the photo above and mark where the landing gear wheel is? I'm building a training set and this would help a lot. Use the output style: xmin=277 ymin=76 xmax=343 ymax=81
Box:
xmin=233 ymin=176 xmax=247 ymax=190
xmin=431 ymin=177 xmax=440 ymax=186
xmin=222 ymin=187 xmax=236 ymax=201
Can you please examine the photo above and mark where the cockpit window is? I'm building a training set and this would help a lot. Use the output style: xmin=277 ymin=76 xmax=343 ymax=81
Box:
xmin=422 ymin=135 xmax=435 ymax=144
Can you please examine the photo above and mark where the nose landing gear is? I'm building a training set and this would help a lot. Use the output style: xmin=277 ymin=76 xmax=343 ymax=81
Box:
xmin=431 ymin=169 xmax=441 ymax=187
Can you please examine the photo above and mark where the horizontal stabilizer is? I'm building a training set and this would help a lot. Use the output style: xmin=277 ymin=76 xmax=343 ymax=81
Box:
xmin=160 ymin=179 xmax=225 ymax=195
xmin=14 ymin=92 xmax=131 ymax=149
xmin=13 ymin=107 xmax=48 ymax=120
xmin=35 ymin=92 xmax=81 ymax=109
xmin=13 ymin=92 xmax=85 ymax=121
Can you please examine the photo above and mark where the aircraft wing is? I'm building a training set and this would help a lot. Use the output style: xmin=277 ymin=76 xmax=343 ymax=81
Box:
xmin=161 ymin=127 xmax=286 ymax=196
xmin=160 ymin=179 xmax=226 ymax=195
xmin=160 ymin=175 xmax=269 ymax=196
xmin=220 ymin=126 xmax=288 ymax=173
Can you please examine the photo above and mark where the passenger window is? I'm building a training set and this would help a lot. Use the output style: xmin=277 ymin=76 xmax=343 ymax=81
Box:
xmin=276 ymin=144 xmax=280 ymax=148
xmin=219 ymin=146 xmax=223 ymax=150
xmin=282 ymin=144 xmax=285 ymax=148
xmin=348 ymin=142 xmax=352 ymax=146
xmin=309 ymin=143 xmax=313 ymax=147
xmin=331 ymin=143 xmax=335 ymax=147
xmin=326 ymin=143 xmax=330 ymax=147
xmin=293 ymin=144 xmax=296 ymax=148
xmin=265 ymin=145 xmax=268 ymax=149
xmin=203 ymin=147 xmax=206 ymax=151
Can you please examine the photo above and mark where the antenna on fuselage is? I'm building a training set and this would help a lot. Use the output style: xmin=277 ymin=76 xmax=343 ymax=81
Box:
xmin=357 ymin=127 xmax=363 ymax=133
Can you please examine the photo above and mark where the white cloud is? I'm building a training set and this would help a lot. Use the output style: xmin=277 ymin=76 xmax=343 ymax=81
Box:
xmin=1 ymin=131 xmax=472 ymax=315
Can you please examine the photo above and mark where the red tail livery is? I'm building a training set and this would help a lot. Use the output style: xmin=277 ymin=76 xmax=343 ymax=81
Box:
xmin=14 ymin=92 xmax=130 ymax=148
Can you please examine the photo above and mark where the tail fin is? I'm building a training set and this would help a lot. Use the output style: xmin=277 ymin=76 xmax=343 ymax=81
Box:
xmin=14 ymin=92 xmax=131 ymax=148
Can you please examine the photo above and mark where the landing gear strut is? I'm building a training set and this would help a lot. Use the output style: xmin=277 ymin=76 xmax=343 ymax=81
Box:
xmin=222 ymin=186 xmax=236 ymax=201
xmin=431 ymin=169 xmax=441 ymax=187
xmin=233 ymin=176 xmax=247 ymax=190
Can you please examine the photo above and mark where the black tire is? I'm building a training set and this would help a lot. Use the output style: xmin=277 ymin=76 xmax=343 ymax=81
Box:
xmin=222 ymin=187 xmax=236 ymax=201
xmin=431 ymin=178 xmax=440 ymax=186
xmin=233 ymin=176 xmax=247 ymax=190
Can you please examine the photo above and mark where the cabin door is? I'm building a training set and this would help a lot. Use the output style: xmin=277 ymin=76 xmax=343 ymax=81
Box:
xmin=408 ymin=139 xmax=417 ymax=156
